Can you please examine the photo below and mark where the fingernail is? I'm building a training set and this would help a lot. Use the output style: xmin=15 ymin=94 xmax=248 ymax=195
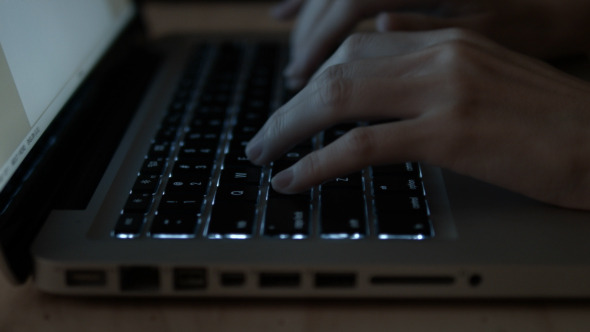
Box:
xmin=272 ymin=168 xmax=294 ymax=192
xmin=245 ymin=135 xmax=263 ymax=164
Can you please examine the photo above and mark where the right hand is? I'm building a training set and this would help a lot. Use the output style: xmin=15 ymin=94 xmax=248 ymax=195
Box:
xmin=246 ymin=29 xmax=590 ymax=210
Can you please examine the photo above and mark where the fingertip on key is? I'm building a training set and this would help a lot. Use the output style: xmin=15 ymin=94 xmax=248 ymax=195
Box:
xmin=271 ymin=168 xmax=294 ymax=192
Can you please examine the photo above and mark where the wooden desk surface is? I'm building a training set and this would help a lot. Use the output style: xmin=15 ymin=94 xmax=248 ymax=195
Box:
xmin=2 ymin=3 xmax=590 ymax=331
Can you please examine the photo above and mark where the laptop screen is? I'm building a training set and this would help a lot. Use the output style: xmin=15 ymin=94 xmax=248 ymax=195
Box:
xmin=0 ymin=0 xmax=134 ymax=193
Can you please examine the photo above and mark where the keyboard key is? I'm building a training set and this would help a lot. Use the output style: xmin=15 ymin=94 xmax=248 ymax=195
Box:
xmin=208 ymin=201 xmax=255 ymax=238
xmin=373 ymin=176 xmax=423 ymax=196
xmin=219 ymin=167 xmax=261 ymax=185
xmin=114 ymin=214 xmax=145 ymax=237
xmin=224 ymin=152 xmax=254 ymax=167
xmin=264 ymin=198 xmax=310 ymax=238
xmin=140 ymin=158 xmax=166 ymax=176
xmin=376 ymin=212 xmax=431 ymax=238
xmin=123 ymin=192 xmax=153 ymax=214
xmin=322 ymin=173 xmax=363 ymax=190
xmin=183 ymin=130 xmax=221 ymax=146
xmin=147 ymin=141 xmax=172 ymax=158
xmin=374 ymin=194 xmax=427 ymax=213
xmin=373 ymin=178 xmax=432 ymax=238
xmin=150 ymin=214 xmax=197 ymax=238
xmin=132 ymin=174 xmax=161 ymax=193
xmin=190 ymin=115 xmax=223 ymax=129
xmin=320 ymin=190 xmax=366 ymax=238
xmin=172 ymin=160 xmax=213 ymax=176
xmin=177 ymin=145 xmax=217 ymax=160
xmin=164 ymin=175 xmax=209 ymax=196
xmin=192 ymin=105 xmax=226 ymax=118
xmin=216 ymin=184 xmax=259 ymax=201
xmin=157 ymin=193 xmax=204 ymax=213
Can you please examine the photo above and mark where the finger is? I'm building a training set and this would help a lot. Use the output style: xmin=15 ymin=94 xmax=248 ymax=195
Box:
xmin=271 ymin=121 xmax=428 ymax=193
xmin=270 ymin=0 xmax=305 ymax=20
xmin=246 ymin=59 xmax=438 ymax=165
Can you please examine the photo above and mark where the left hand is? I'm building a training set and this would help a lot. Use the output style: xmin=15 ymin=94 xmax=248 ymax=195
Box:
xmin=271 ymin=0 xmax=590 ymax=90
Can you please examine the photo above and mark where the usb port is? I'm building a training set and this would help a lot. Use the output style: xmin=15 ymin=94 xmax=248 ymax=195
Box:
xmin=259 ymin=273 xmax=301 ymax=288
xmin=315 ymin=273 xmax=356 ymax=288
xmin=66 ymin=270 xmax=106 ymax=287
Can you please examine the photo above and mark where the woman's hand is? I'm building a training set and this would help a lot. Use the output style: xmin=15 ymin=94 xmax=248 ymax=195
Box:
xmin=273 ymin=0 xmax=590 ymax=89
xmin=246 ymin=29 xmax=590 ymax=210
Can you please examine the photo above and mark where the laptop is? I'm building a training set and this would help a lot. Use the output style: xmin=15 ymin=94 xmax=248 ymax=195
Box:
xmin=2 ymin=0 xmax=590 ymax=298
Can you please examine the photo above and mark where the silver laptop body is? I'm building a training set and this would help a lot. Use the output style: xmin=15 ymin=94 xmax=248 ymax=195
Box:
xmin=2 ymin=0 xmax=590 ymax=298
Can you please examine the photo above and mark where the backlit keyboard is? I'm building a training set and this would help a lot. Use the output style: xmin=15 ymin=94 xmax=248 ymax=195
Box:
xmin=113 ymin=42 xmax=433 ymax=240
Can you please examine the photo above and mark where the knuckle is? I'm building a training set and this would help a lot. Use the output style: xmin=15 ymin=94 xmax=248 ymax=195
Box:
xmin=298 ymin=150 xmax=324 ymax=182
xmin=337 ymin=33 xmax=372 ymax=61
xmin=315 ymin=68 xmax=352 ymax=113
xmin=431 ymin=43 xmax=483 ymax=114
xmin=433 ymin=30 xmax=490 ymax=71
xmin=322 ymin=63 xmax=347 ymax=82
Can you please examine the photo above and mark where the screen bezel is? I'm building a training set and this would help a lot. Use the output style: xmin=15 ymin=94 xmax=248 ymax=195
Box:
xmin=0 ymin=2 xmax=154 ymax=284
